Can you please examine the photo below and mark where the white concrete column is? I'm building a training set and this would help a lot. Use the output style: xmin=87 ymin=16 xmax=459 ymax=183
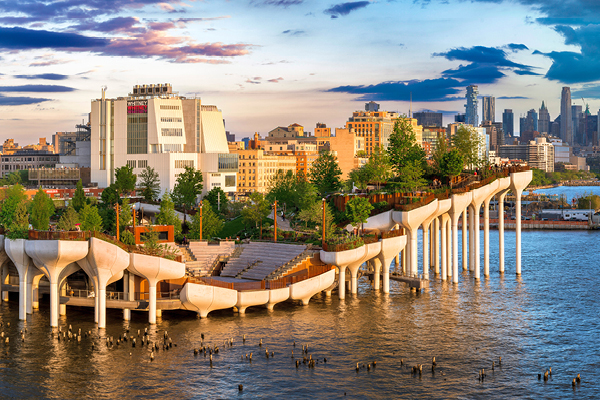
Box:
xmin=148 ymin=284 xmax=157 ymax=325
xmin=382 ymin=262 xmax=390 ymax=293
xmin=434 ymin=217 xmax=440 ymax=275
xmin=422 ymin=223 xmax=430 ymax=279
xmin=26 ymin=265 xmax=42 ymax=314
xmin=350 ymin=268 xmax=359 ymax=295
xmin=468 ymin=206 xmax=475 ymax=272
xmin=94 ymin=289 xmax=99 ymax=323
xmin=50 ymin=281 xmax=59 ymax=327
xmin=515 ymin=188 xmax=523 ymax=275
xmin=373 ymin=258 xmax=381 ymax=290
xmin=338 ymin=266 xmax=346 ymax=300
xmin=446 ymin=218 xmax=452 ymax=280
xmin=452 ymin=216 xmax=460 ymax=283
xmin=429 ymin=225 xmax=434 ymax=267
xmin=1 ymin=264 xmax=8 ymax=302
xmin=499 ymin=192 xmax=507 ymax=273
xmin=441 ymin=217 xmax=447 ymax=281
xmin=483 ymin=198 xmax=491 ymax=277
xmin=394 ymin=253 xmax=400 ymax=272
xmin=156 ymin=309 xmax=162 ymax=318
xmin=402 ymin=249 xmax=406 ymax=274
xmin=59 ymin=283 xmax=66 ymax=316
xmin=123 ymin=271 xmax=131 ymax=320
xmin=98 ymin=287 xmax=106 ymax=328
xmin=462 ymin=208 xmax=468 ymax=271
xmin=19 ymin=277 xmax=27 ymax=321
xmin=474 ymin=204 xmax=481 ymax=280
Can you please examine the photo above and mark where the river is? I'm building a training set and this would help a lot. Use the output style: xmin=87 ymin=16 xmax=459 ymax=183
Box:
xmin=0 ymin=228 xmax=598 ymax=399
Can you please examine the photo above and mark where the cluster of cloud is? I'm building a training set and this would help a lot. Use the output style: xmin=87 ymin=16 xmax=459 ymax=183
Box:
xmin=245 ymin=76 xmax=284 ymax=84
xmin=329 ymin=44 xmax=532 ymax=102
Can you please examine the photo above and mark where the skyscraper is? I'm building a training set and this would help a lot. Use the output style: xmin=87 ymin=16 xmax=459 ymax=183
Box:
xmin=502 ymin=109 xmax=514 ymax=137
xmin=560 ymin=87 xmax=572 ymax=144
xmin=538 ymin=101 xmax=550 ymax=135
xmin=482 ymin=96 xmax=495 ymax=123
xmin=465 ymin=85 xmax=479 ymax=126
xmin=572 ymin=105 xmax=582 ymax=145
xmin=413 ymin=111 xmax=443 ymax=127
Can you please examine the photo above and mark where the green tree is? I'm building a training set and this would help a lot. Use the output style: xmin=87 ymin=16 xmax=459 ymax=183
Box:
xmin=172 ymin=166 xmax=203 ymax=211
xmin=387 ymin=117 xmax=427 ymax=175
xmin=294 ymin=171 xmax=318 ymax=211
xmin=297 ymin=200 xmax=335 ymax=238
xmin=72 ymin=179 xmax=87 ymax=212
xmin=432 ymin=132 xmax=449 ymax=176
xmin=453 ymin=125 xmax=485 ymax=169
xmin=98 ymin=206 xmax=116 ymax=235
xmin=439 ymin=149 xmax=464 ymax=185
xmin=345 ymin=197 xmax=374 ymax=233
xmin=266 ymin=170 xmax=296 ymax=212
xmin=79 ymin=204 xmax=103 ymax=232
xmin=309 ymin=150 xmax=342 ymax=196
xmin=155 ymin=192 xmax=182 ymax=237
xmin=114 ymin=165 xmax=137 ymax=196
xmin=577 ymin=193 xmax=600 ymax=210
xmin=205 ymin=186 xmax=230 ymax=215
xmin=119 ymin=198 xmax=133 ymax=232
xmin=0 ymin=184 xmax=27 ymax=229
xmin=138 ymin=166 xmax=161 ymax=202
xmin=390 ymin=160 xmax=428 ymax=191
xmin=29 ymin=188 xmax=55 ymax=230
xmin=348 ymin=167 xmax=370 ymax=191
xmin=241 ymin=192 xmax=270 ymax=228
xmin=5 ymin=171 xmax=22 ymax=185
xmin=190 ymin=200 xmax=224 ymax=240
xmin=57 ymin=206 xmax=79 ymax=231
xmin=363 ymin=145 xmax=392 ymax=189
xmin=6 ymin=202 xmax=29 ymax=239
xmin=100 ymin=184 xmax=119 ymax=207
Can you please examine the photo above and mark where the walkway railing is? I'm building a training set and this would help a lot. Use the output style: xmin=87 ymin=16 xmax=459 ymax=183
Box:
xmin=135 ymin=291 xmax=181 ymax=300
xmin=65 ymin=289 xmax=126 ymax=300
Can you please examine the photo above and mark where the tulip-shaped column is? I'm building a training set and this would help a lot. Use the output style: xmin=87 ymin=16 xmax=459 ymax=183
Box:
xmin=128 ymin=253 xmax=185 ymax=324
xmin=377 ymin=234 xmax=407 ymax=293
xmin=5 ymin=238 xmax=33 ymax=320
xmin=26 ymin=263 xmax=44 ymax=314
xmin=393 ymin=200 xmax=439 ymax=277
xmin=510 ymin=170 xmax=533 ymax=275
xmin=0 ymin=236 xmax=8 ymax=303
xmin=469 ymin=186 xmax=493 ymax=279
xmin=482 ymin=178 xmax=510 ymax=276
xmin=320 ymin=246 xmax=366 ymax=300
xmin=449 ymin=192 xmax=472 ymax=283
xmin=439 ymin=214 xmax=450 ymax=280
xmin=25 ymin=240 xmax=89 ymax=327
xmin=347 ymin=242 xmax=381 ymax=295
xmin=76 ymin=238 xmax=129 ymax=328
xmin=497 ymin=187 xmax=510 ymax=273
xmin=420 ymin=199 xmax=450 ymax=280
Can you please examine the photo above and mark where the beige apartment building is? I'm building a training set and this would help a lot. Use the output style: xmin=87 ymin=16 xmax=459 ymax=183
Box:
xmin=232 ymin=148 xmax=296 ymax=194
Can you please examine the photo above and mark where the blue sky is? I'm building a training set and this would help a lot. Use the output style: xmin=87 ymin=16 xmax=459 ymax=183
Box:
xmin=0 ymin=0 xmax=599 ymax=143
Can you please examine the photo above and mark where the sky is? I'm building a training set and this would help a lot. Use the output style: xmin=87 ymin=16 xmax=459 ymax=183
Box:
xmin=1 ymin=0 xmax=600 ymax=144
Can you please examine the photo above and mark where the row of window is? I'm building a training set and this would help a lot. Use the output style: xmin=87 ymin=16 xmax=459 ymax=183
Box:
xmin=126 ymin=160 xmax=149 ymax=169
xmin=161 ymin=128 xmax=183 ymax=137
xmin=160 ymin=105 xmax=180 ymax=110
xmin=161 ymin=117 xmax=182 ymax=123
xmin=2 ymin=157 xmax=57 ymax=162
xmin=175 ymin=160 xmax=194 ymax=169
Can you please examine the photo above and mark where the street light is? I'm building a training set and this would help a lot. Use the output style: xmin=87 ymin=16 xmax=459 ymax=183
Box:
xmin=273 ymin=199 xmax=278 ymax=243
xmin=114 ymin=202 xmax=120 ymax=241
xmin=322 ymin=198 xmax=326 ymax=248
xmin=198 ymin=202 xmax=203 ymax=241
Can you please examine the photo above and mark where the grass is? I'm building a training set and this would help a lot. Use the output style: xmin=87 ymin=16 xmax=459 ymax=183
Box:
xmin=217 ymin=216 xmax=276 ymax=239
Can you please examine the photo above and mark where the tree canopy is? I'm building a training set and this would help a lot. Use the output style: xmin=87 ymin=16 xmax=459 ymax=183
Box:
xmin=190 ymin=199 xmax=224 ymax=239
xmin=138 ymin=166 xmax=161 ymax=202
xmin=155 ymin=192 xmax=182 ymax=237
xmin=0 ymin=184 xmax=27 ymax=229
xmin=57 ymin=206 xmax=79 ymax=231
xmin=345 ymin=197 xmax=374 ymax=232
xmin=309 ymin=150 xmax=342 ymax=196
xmin=72 ymin=179 xmax=87 ymax=212
xmin=204 ymin=186 xmax=229 ymax=215
xmin=241 ymin=192 xmax=270 ymax=228
xmin=439 ymin=149 xmax=464 ymax=184
xmin=79 ymin=204 xmax=103 ymax=232
xmin=114 ymin=165 xmax=137 ymax=195
xmin=29 ymin=188 xmax=55 ymax=230
xmin=172 ymin=166 xmax=203 ymax=210
xmin=387 ymin=117 xmax=426 ymax=175
xmin=453 ymin=125 xmax=485 ymax=169
xmin=6 ymin=202 xmax=29 ymax=239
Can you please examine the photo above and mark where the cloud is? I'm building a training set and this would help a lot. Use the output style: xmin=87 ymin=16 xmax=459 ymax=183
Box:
xmin=29 ymin=59 xmax=72 ymax=67
xmin=513 ymin=69 xmax=540 ymax=76
xmin=441 ymin=63 xmax=505 ymax=85
xmin=0 ymin=84 xmax=75 ymax=92
xmin=0 ymin=27 xmax=108 ymax=50
xmin=0 ymin=94 xmax=51 ymax=105
xmin=14 ymin=73 xmax=69 ymax=80
xmin=282 ymin=29 xmax=305 ymax=36
xmin=70 ymin=16 xmax=142 ymax=34
xmin=246 ymin=77 xmax=261 ymax=84
xmin=324 ymin=1 xmax=370 ymax=18
xmin=434 ymin=45 xmax=532 ymax=70
xmin=267 ymin=77 xmax=284 ymax=83
xmin=262 ymin=60 xmax=291 ymax=65
xmin=573 ymin=85 xmax=600 ymax=99
xmin=328 ymin=78 xmax=463 ymax=102
xmin=504 ymin=43 xmax=529 ymax=52
xmin=252 ymin=0 xmax=303 ymax=6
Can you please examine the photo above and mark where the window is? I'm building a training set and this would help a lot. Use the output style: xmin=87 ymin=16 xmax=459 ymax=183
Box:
xmin=161 ymin=128 xmax=183 ymax=137
xmin=126 ymin=160 xmax=137 ymax=168
xmin=163 ymin=144 xmax=182 ymax=153
xmin=160 ymin=105 xmax=180 ymax=110
xmin=175 ymin=160 xmax=194 ymax=169
xmin=225 ymin=175 xmax=235 ymax=187
xmin=160 ymin=117 xmax=182 ymax=123
xmin=138 ymin=160 xmax=148 ymax=168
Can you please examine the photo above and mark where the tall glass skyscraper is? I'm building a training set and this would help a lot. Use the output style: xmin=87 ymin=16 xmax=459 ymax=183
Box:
xmin=482 ymin=96 xmax=495 ymax=123
xmin=465 ymin=85 xmax=479 ymax=126
xmin=560 ymin=87 xmax=572 ymax=144
xmin=502 ymin=109 xmax=514 ymax=137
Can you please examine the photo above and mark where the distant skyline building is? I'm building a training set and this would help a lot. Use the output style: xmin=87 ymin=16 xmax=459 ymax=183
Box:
xmin=455 ymin=113 xmax=466 ymax=123
xmin=465 ymin=85 xmax=479 ymax=126
xmin=365 ymin=101 xmax=380 ymax=112
xmin=538 ymin=101 xmax=550 ymax=135
xmin=413 ymin=111 xmax=443 ymax=128
xmin=560 ymin=87 xmax=572 ymax=144
xmin=572 ymin=104 xmax=582 ymax=145
xmin=502 ymin=109 xmax=514 ymax=137
xmin=482 ymin=96 xmax=495 ymax=123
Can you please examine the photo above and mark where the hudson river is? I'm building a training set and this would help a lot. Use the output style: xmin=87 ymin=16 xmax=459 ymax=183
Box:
xmin=1 ymin=228 xmax=598 ymax=399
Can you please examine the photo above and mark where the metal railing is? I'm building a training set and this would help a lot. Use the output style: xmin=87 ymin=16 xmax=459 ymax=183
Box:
xmin=65 ymin=289 xmax=126 ymax=300
xmin=135 ymin=291 xmax=181 ymax=300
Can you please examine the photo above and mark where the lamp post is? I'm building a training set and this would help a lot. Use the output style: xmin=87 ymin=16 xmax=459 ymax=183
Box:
xmin=273 ymin=199 xmax=277 ymax=243
xmin=114 ymin=202 xmax=120 ymax=241
xmin=322 ymin=198 xmax=326 ymax=248
xmin=199 ymin=202 xmax=203 ymax=241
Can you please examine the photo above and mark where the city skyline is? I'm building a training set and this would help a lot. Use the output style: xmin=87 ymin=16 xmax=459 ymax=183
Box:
xmin=0 ymin=0 xmax=599 ymax=143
